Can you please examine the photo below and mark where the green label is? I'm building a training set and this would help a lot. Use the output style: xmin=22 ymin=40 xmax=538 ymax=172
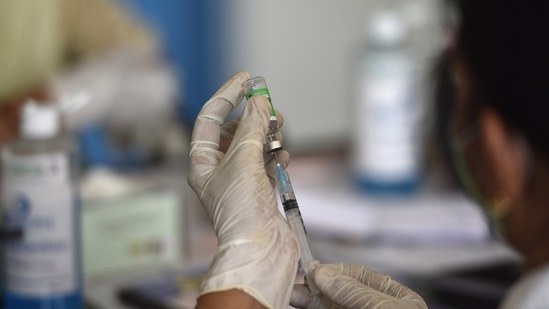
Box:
xmin=246 ymin=88 xmax=271 ymax=100
xmin=245 ymin=88 xmax=276 ymax=116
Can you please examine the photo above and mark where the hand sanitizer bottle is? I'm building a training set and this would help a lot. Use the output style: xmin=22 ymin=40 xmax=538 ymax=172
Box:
xmin=353 ymin=11 xmax=422 ymax=195
xmin=1 ymin=100 xmax=81 ymax=308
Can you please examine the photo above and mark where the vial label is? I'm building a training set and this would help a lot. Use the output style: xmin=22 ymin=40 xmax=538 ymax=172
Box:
xmin=355 ymin=74 xmax=418 ymax=182
xmin=2 ymin=151 xmax=77 ymax=297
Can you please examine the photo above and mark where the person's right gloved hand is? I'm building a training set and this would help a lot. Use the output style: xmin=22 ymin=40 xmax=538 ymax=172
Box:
xmin=291 ymin=264 xmax=428 ymax=309
xmin=187 ymin=71 xmax=298 ymax=309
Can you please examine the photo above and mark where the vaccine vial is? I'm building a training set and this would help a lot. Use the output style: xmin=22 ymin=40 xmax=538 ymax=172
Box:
xmin=242 ymin=77 xmax=283 ymax=154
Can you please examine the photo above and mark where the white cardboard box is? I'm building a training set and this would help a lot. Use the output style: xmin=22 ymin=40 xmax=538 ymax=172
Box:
xmin=82 ymin=188 xmax=183 ymax=277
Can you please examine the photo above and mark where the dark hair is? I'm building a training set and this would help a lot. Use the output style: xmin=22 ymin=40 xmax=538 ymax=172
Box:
xmin=455 ymin=1 xmax=549 ymax=155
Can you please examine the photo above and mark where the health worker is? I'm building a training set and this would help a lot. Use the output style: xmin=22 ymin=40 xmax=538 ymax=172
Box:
xmin=187 ymin=1 xmax=549 ymax=308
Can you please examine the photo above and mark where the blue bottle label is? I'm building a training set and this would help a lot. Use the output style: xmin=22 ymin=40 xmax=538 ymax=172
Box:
xmin=2 ymin=151 xmax=78 ymax=299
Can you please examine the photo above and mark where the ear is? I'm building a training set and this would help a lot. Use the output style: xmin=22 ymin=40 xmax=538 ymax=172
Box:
xmin=478 ymin=108 xmax=527 ymax=203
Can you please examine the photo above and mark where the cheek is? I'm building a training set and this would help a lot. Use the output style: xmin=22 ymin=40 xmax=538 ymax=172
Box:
xmin=503 ymin=208 xmax=525 ymax=253
xmin=504 ymin=198 xmax=549 ymax=257
xmin=503 ymin=203 xmax=540 ymax=258
xmin=463 ymin=141 xmax=498 ymax=198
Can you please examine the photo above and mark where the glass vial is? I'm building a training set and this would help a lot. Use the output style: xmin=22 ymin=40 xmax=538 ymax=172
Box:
xmin=242 ymin=77 xmax=283 ymax=154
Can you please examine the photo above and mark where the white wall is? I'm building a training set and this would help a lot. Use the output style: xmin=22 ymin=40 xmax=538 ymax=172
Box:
xmin=226 ymin=0 xmax=443 ymax=153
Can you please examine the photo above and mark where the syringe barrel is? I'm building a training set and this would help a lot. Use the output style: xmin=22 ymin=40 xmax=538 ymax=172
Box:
xmin=246 ymin=76 xmax=319 ymax=295
xmin=284 ymin=206 xmax=320 ymax=295
xmin=284 ymin=207 xmax=315 ymax=263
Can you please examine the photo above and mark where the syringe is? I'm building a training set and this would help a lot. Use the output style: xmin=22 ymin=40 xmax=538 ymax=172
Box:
xmin=242 ymin=76 xmax=320 ymax=296
xmin=273 ymin=153 xmax=320 ymax=296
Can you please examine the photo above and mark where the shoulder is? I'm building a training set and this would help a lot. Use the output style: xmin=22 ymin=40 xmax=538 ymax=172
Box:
xmin=500 ymin=263 xmax=549 ymax=309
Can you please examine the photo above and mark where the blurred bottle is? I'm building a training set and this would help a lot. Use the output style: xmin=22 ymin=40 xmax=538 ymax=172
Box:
xmin=1 ymin=100 xmax=81 ymax=308
xmin=352 ymin=11 xmax=422 ymax=195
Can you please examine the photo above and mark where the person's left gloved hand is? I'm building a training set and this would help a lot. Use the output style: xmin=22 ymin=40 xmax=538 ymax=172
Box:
xmin=187 ymin=71 xmax=299 ymax=309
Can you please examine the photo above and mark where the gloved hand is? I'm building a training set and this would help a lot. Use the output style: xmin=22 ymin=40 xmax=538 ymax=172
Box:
xmin=291 ymin=264 xmax=428 ymax=309
xmin=187 ymin=71 xmax=299 ymax=309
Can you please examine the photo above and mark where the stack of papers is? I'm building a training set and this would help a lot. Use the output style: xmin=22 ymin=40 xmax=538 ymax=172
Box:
xmin=287 ymin=186 xmax=491 ymax=246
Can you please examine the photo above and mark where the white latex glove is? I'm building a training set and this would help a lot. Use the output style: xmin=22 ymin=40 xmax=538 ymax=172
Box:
xmin=187 ymin=71 xmax=299 ymax=309
xmin=291 ymin=264 xmax=428 ymax=309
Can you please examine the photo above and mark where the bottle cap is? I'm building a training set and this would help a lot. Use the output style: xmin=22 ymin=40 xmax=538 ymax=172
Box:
xmin=20 ymin=100 xmax=60 ymax=138
xmin=367 ymin=11 xmax=405 ymax=47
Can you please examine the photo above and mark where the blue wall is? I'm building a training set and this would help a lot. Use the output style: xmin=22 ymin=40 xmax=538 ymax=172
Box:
xmin=123 ymin=0 xmax=229 ymax=129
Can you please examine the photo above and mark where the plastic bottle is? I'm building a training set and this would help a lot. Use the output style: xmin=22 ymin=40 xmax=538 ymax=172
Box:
xmin=352 ymin=11 xmax=421 ymax=195
xmin=1 ymin=100 xmax=81 ymax=308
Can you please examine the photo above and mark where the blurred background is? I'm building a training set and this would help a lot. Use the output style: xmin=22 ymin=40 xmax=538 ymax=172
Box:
xmin=0 ymin=0 xmax=522 ymax=308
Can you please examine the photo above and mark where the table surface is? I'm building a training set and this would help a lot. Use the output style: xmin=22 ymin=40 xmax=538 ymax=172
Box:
xmin=84 ymin=153 xmax=523 ymax=308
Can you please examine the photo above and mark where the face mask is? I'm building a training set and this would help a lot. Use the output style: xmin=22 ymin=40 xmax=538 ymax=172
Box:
xmin=448 ymin=130 xmax=507 ymax=237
